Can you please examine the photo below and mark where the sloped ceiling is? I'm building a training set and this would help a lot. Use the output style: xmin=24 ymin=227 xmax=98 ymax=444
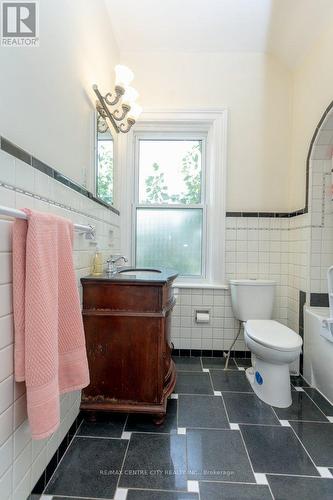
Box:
xmin=105 ymin=0 xmax=333 ymax=67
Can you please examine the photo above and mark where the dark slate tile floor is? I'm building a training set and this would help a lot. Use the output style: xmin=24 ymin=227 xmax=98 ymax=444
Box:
xmin=274 ymin=391 xmax=328 ymax=422
xmin=290 ymin=421 xmax=333 ymax=467
xmin=210 ymin=368 xmax=254 ymax=392
xmin=77 ymin=412 xmax=127 ymax=438
xmin=178 ymin=393 xmax=229 ymax=429
xmin=125 ymin=399 xmax=178 ymax=434
xmin=44 ymin=436 xmax=128 ymax=498
xmin=186 ymin=428 xmax=255 ymax=482
xmin=304 ymin=387 xmax=333 ymax=416
xmin=223 ymin=392 xmax=280 ymax=425
xmin=200 ymin=481 xmax=272 ymax=500
xmin=41 ymin=357 xmax=333 ymax=500
xmin=267 ymin=475 xmax=333 ymax=500
xmin=119 ymin=433 xmax=188 ymax=491
xmin=201 ymin=356 xmax=237 ymax=370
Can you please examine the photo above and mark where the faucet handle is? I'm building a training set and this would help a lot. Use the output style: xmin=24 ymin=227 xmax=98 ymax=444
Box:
xmin=107 ymin=255 xmax=128 ymax=274
xmin=109 ymin=255 xmax=128 ymax=264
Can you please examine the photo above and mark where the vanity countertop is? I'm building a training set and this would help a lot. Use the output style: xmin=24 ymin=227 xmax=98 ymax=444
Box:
xmin=81 ymin=267 xmax=178 ymax=285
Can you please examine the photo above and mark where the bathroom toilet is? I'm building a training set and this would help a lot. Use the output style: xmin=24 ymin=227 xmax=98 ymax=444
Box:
xmin=230 ymin=279 xmax=303 ymax=408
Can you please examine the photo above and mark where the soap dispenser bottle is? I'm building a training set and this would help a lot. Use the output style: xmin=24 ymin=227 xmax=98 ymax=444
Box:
xmin=91 ymin=245 xmax=104 ymax=276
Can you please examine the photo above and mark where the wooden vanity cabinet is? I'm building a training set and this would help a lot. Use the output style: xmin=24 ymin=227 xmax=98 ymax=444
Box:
xmin=80 ymin=271 xmax=177 ymax=423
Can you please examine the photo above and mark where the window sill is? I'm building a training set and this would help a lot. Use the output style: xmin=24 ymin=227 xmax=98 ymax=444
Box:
xmin=173 ymin=281 xmax=229 ymax=290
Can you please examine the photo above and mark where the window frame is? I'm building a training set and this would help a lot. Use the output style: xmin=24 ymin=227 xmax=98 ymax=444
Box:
xmin=120 ymin=109 xmax=228 ymax=287
xmin=133 ymin=132 xmax=208 ymax=279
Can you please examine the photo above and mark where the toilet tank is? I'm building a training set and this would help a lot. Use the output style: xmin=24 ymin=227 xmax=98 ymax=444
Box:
xmin=230 ymin=279 xmax=276 ymax=321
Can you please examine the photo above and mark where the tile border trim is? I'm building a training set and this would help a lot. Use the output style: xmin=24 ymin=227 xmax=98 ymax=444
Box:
xmin=0 ymin=180 xmax=118 ymax=228
xmin=172 ymin=348 xmax=250 ymax=358
xmin=310 ymin=293 xmax=329 ymax=308
xmin=0 ymin=136 xmax=120 ymax=216
xmin=226 ymin=210 xmax=306 ymax=218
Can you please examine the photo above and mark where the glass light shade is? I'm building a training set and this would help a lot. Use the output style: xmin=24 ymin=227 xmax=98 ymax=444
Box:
xmin=122 ymin=86 xmax=139 ymax=107
xmin=115 ymin=64 xmax=134 ymax=88
xmin=128 ymin=103 xmax=142 ymax=120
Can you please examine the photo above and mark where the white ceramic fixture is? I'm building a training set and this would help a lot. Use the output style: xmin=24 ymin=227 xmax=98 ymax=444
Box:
xmin=230 ymin=279 xmax=276 ymax=321
xmin=304 ymin=306 xmax=333 ymax=406
xmin=230 ymin=279 xmax=302 ymax=408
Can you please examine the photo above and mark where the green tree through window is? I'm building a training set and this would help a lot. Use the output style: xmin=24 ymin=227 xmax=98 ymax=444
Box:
xmin=143 ymin=142 xmax=201 ymax=204
xmin=97 ymin=140 xmax=113 ymax=205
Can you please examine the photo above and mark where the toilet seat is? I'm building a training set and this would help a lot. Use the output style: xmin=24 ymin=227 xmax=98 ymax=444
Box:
xmin=246 ymin=320 xmax=302 ymax=352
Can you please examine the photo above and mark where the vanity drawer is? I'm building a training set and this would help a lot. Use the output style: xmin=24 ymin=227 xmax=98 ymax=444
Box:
xmin=83 ymin=283 xmax=162 ymax=312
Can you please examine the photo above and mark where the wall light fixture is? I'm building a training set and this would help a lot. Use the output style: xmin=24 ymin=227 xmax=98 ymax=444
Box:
xmin=93 ymin=65 xmax=142 ymax=134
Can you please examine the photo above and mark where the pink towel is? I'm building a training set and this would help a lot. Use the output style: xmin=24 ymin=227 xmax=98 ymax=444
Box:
xmin=12 ymin=208 xmax=90 ymax=439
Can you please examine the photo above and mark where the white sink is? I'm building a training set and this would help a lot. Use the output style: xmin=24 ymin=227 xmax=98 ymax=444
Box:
xmin=118 ymin=268 xmax=161 ymax=276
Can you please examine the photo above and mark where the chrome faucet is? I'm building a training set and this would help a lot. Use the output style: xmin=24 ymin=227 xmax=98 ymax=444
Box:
xmin=107 ymin=255 xmax=128 ymax=274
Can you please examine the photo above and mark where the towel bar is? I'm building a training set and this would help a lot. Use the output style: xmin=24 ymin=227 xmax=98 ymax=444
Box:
xmin=0 ymin=204 xmax=95 ymax=239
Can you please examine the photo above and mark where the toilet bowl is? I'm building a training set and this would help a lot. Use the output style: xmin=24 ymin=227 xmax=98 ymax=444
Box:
xmin=245 ymin=320 xmax=303 ymax=407
xmin=230 ymin=279 xmax=303 ymax=408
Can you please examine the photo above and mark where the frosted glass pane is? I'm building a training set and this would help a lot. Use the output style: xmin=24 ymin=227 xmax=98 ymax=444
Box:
xmin=136 ymin=208 xmax=203 ymax=276
xmin=139 ymin=140 xmax=202 ymax=204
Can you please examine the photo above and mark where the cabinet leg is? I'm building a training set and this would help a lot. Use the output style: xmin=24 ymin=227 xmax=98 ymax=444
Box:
xmin=153 ymin=413 xmax=165 ymax=425
xmin=85 ymin=411 xmax=97 ymax=423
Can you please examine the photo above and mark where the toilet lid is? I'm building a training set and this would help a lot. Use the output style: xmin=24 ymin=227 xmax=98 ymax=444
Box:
xmin=245 ymin=320 xmax=303 ymax=352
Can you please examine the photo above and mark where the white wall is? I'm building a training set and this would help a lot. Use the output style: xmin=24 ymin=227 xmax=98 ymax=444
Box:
xmin=289 ymin=13 xmax=333 ymax=211
xmin=0 ymin=0 xmax=119 ymax=189
xmin=122 ymin=51 xmax=293 ymax=212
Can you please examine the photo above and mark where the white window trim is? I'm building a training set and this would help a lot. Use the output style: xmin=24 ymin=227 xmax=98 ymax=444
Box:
xmin=119 ymin=108 xmax=228 ymax=288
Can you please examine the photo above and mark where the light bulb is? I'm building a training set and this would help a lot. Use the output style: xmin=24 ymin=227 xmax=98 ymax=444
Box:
xmin=122 ymin=86 xmax=139 ymax=107
xmin=115 ymin=65 xmax=134 ymax=88
xmin=128 ymin=103 xmax=142 ymax=121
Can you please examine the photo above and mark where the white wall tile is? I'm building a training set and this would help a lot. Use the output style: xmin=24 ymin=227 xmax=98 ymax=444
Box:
xmin=13 ymin=441 xmax=32 ymax=490
xmin=0 ymin=346 xmax=13 ymax=383
xmin=0 ymin=437 xmax=13 ymax=477
xmin=0 ymin=284 xmax=13 ymax=317
xmin=0 ymin=467 xmax=12 ymax=500
xmin=0 ymin=253 xmax=12 ymax=285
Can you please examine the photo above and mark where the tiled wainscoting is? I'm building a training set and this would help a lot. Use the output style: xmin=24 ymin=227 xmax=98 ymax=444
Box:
xmin=171 ymin=215 xmax=311 ymax=355
xmin=0 ymin=148 xmax=121 ymax=500
xmin=308 ymin=158 xmax=333 ymax=293
xmin=171 ymin=153 xmax=333 ymax=356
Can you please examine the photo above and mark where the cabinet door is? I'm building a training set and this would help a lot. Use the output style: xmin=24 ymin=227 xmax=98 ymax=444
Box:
xmin=82 ymin=315 xmax=161 ymax=403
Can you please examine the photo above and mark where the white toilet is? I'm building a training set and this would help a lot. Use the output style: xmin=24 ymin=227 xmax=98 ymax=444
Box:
xmin=230 ymin=279 xmax=303 ymax=408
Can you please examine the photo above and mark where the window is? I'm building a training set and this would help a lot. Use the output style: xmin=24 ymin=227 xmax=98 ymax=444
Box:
xmin=134 ymin=135 xmax=206 ymax=277
xmin=126 ymin=110 xmax=227 ymax=286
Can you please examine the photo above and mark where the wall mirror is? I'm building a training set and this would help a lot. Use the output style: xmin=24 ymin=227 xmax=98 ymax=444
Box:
xmin=95 ymin=107 xmax=116 ymax=208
